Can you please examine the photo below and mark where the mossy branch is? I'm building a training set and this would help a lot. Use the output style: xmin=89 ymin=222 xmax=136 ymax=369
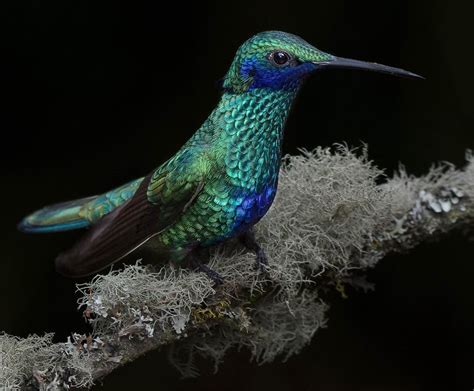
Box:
xmin=1 ymin=146 xmax=473 ymax=389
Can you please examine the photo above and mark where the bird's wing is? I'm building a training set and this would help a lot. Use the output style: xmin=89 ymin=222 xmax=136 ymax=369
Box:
xmin=55 ymin=165 xmax=204 ymax=278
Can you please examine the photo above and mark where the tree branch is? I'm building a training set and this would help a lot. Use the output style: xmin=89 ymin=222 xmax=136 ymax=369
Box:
xmin=1 ymin=146 xmax=473 ymax=390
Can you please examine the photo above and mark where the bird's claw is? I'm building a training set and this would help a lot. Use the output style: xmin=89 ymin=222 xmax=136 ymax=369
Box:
xmin=198 ymin=263 xmax=224 ymax=286
xmin=189 ymin=256 xmax=224 ymax=286
xmin=254 ymin=248 xmax=268 ymax=273
xmin=240 ymin=230 xmax=269 ymax=274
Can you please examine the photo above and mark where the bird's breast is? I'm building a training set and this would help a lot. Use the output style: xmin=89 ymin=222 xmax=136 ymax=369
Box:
xmin=229 ymin=183 xmax=277 ymax=233
xmin=192 ymin=178 xmax=277 ymax=247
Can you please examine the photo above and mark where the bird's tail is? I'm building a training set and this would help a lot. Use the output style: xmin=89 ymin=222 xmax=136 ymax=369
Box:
xmin=18 ymin=196 xmax=96 ymax=233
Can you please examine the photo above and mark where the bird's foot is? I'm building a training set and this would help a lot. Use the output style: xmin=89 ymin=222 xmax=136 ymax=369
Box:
xmin=189 ymin=254 xmax=224 ymax=286
xmin=239 ymin=230 xmax=269 ymax=273
xmin=254 ymin=248 xmax=268 ymax=272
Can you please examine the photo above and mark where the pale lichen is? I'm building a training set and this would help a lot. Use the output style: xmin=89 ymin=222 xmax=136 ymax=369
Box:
xmin=76 ymin=263 xmax=216 ymax=337
xmin=0 ymin=332 xmax=96 ymax=389
xmin=1 ymin=146 xmax=473 ymax=389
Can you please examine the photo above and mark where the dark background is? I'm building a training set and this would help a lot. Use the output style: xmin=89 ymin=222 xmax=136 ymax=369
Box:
xmin=1 ymin=0 xmax=473 ymax=390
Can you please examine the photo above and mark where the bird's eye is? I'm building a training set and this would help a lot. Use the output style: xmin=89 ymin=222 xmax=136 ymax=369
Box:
xmin=269 ymin=50 xmax=291 ymax=66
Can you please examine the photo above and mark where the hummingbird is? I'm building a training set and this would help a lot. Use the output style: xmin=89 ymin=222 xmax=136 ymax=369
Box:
xmin=18 ymin=31 xmax=422 ymax=283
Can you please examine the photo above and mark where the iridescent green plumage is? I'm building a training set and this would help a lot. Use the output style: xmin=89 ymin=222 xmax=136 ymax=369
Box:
xmin=19 ymin=31 xmax=421 ymax=278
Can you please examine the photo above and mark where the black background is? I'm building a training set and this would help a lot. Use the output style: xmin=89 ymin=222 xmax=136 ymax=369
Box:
xmin=1 ymin=0 xmax=473 ymax=390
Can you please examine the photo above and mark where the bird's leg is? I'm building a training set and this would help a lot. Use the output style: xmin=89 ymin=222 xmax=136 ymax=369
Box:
xmin=239 ymin=229 xmax=268 ymax=272
xmin=188 ymin=250 xmax=224 ymax=286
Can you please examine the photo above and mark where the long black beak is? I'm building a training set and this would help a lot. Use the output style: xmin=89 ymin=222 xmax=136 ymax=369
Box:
xmin=315 ymin=56 xmax=423 ymax=80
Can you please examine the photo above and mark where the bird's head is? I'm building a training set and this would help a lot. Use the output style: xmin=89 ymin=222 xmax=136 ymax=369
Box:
xmin=222 ymin=31 xmax=422 ymax=94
